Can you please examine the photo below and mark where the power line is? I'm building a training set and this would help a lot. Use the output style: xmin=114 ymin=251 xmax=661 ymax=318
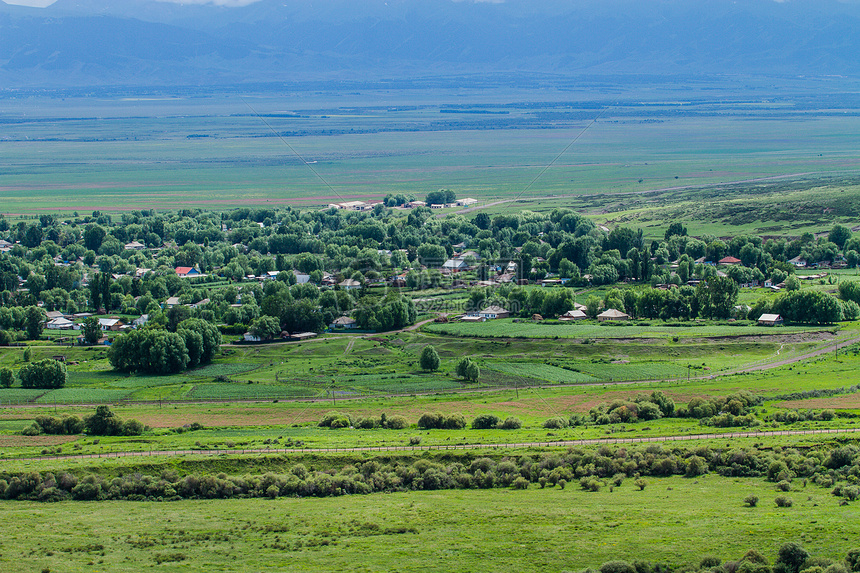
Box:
xmin=240 ymin=96 xmax=347 ymax=204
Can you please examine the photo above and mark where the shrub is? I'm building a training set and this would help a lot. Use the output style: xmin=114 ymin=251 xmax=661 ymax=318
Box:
xmin=512 ymin=476 xmax=529 ymax=490
xmin=775 ymin=496 xmax=793 ymax=507
xmin=599 ymin=561 xmax=637 ymax=573
xmin=418 ymin=412 xmax=445 ymax=429
xmin=386 ymin=415 xmax=409 ymax=430
xmin=355 ymin=418 xmax=378 ymax=429
xmin=634 ymin=478 xmax=647 ymax=491
xmin=409 ymin=436 xmax=421 ymax=445
xmin=500 ymin=416 xmax=522 ymax=430
xmin=580 ymin=477 xmax=601 ymax=492
xmin=319 ymin=411 xmax=352 ymax=428
xmin=776 ymin=542 xmax=809 ymax=573
xmin=744 ymin=494 xmax=759 ymax=507
xmin=543 ymin=416 xmax=568 ymax=429
xmin=443 ymin=413 xmax=467 ymax=430
xmin=472 ymin=414 xmax=500 ymax=429
xmin=777 ymin=480 xmax=792 ymax=492
xmin=700 ymin=557 xmax=722 ymax=569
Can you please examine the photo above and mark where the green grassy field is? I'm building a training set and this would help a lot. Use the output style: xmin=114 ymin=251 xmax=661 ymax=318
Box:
xmin=424 ymin=319 xmax=833 ymax=340
xmin=3 ymin=94 xmax=860 ymax=223
xmin=0 ymin=473 xmax=857 ymax=572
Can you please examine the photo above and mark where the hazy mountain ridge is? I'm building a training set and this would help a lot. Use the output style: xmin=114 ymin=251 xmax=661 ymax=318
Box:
xmin=2 ymin=0 xmax=860 ymax=87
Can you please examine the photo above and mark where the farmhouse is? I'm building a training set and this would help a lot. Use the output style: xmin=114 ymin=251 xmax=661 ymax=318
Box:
xmin=460 ymin=315 xmax=486 ymax=323
xmin=442 ymin=258 xmax=468 ymax=272
xmin=174 ymin=266 xmax=200 ymax=278
xmin=124 ymin=241 xmax=146 ymax=250
xmin=329 ymin=201 xmax=372 ymax=211
xmin=339 ymin=279 xmax=361 ymax=290
xmin=478 ymin=305 xmax=510 ymax=320
xmin=598 ymin=309 xmax=630 ymax=322
xmin=757 ymin=313 xmax=784 ymax=326
xmin=331 ymin=316 xmax=357 ymax=329
xmin=559 ymin=309 xmax=587 ymax=321
xmin=46 ymin=317 xmax=77 ymax=330
xmin=98 ymin=318 xmax=124 ymax=331
xmin=718 ymin=256 xmax=742 ymax=266
xmin=788 ymin=256 xmax=808 ymax=268
xmin=455 ymin=198 xmax=478 ymax=207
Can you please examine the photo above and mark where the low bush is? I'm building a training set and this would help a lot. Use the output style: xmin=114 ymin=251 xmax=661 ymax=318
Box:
xmin=775 ymin=495 xmax=793 ymax=507
xmin=472 ymin=414 xmax=500 ymax=429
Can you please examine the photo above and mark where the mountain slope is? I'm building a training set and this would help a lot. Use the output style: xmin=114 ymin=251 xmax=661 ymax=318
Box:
xmin=2 ymin=0 xmax=860 ymax=87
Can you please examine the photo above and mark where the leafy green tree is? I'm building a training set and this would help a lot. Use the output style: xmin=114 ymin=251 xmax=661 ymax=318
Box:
xmin=0 ymin=367 xmax=14 ymax=388
xmin=24 ymin=306 xmax=46 ymax=340
xmin=177 ymin=318 xmax=221 ymax=365
xmin=250 ymin=316 xmax=281 ymax=340
xmin=585 ymin=295 xmax=601 ymax=318
xmin=109 ymin=329 xmax=189 ymax=374
xmin=696 ymin=276 xmax=739 ymax=319
xmin=420 ymin=345 xmax=440 ymax=371
xmin=166 ymin=305 xmax=191 ymax=332
xmin=83 ymin=224 xmax=106 ymax=252
xmin=18 ymin=358 xmax=66 ymax=389
xmin=829 ymin=224 xmax=852 ymax=249
xmin=465 ymin=361 xmax=480 ymax=383
xmin=83 ymin=405 xmax=142 ymax=436
xmin=665 ymin=222 xmax=687 ymax=240
xmin=23 ymin=346 xmax=32 ymax=362
xmin=82 ymin=316 xmax=101 ymax=345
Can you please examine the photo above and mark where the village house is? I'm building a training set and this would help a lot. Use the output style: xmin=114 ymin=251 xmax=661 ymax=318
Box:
xmin=757 ymin=313 xmax=784 ymax=326
xmin=598 ymin=309 xmax=630 ymax=322
xmin=718 ymin=256 xmax=742 ymax=266
xmin=98 ymin=318 xmax=124 ymax=331
xmin=331 ymin=316 xmax=357 ymax=329
xmin=559 ymin=309 xmax=587 ymax=321
xmin=46 ymin=317 xmax=77 ymax=330
xmin=339 ymin=278 xmax=362 ymax=290
xmin=175 ymin=266 xmax=201 ymax=278
xmin=477 ymin=305 xmax=510 ymax=320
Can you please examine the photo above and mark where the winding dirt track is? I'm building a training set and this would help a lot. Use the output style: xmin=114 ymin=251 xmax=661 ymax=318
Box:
xmin=5 ymin=427 xmax=859 ymax=464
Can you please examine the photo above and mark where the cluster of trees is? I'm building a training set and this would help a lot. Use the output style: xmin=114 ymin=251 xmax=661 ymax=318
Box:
xmin=21 ymin=406 xmax=144 ymax=436
xmin=751 ymin=289 xmax=858 ymax=325
xmin=562 ymin=392 xmax=763 ymax=429
xmin=16 ymin=358 xmax=66 ymax=389
xmin=2 ymin=206 xmax=859 ymax=360
xmin=580 ymin=391 xmax=677 ymax=424
xmin=108 ymin=318 xmax=221 ymax=374
xmin=318 ymin=411 xmax=409 ymax=430
xmin=3 ymin=442 xmax=860 ymax=504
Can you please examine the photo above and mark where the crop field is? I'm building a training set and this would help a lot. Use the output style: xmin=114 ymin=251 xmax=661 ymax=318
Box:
xmin=0 ymin=474 xmax=857 ymax=572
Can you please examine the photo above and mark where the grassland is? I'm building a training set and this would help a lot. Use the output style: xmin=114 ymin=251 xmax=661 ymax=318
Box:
xmin=0 ymin=473 xmax=857 ymax=573
xmin=2 ymin=92 xmax=860 ymax=230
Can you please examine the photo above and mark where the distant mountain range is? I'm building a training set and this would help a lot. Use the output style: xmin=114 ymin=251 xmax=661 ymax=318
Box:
xmin=2 ymin=0 xmax=860 ymax=88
